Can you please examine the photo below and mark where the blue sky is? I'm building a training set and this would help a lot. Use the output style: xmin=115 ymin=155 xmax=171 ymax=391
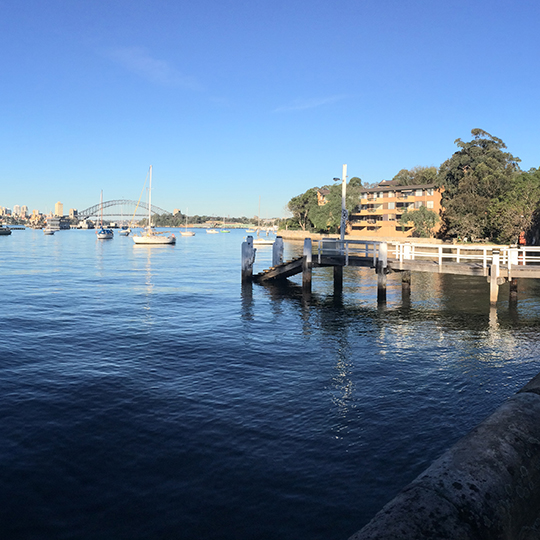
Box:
xmin=1 ymin=0 xmax=540 ymax=218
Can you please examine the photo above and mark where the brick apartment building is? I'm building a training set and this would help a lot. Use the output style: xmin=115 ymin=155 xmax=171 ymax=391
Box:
xmin=350 ymin=180 xmax=443 ymax=237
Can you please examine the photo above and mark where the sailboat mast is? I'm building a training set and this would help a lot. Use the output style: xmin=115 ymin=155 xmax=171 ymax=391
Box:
xmin=100 ymin=190 xmax=103 ymax=227
xmin=148 ymin=165 xmax=152 ymax=227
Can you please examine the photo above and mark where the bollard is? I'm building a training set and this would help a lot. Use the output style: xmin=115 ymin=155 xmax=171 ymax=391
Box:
xmin=272 ymin=236 xmax=284 ymax=267
xmin=302 ymin=238 xmax=312 ymax=293
xmin=490 ymin=250 xmax=500 ymax=305
xmin=241 ymin=235 xmax=256 ymax=283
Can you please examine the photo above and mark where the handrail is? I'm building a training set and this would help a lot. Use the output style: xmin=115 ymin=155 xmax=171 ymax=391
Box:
xmin=315 ymin=240 xmax=540 ymax=269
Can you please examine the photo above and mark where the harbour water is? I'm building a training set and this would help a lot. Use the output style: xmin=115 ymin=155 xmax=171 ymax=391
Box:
xmin=1 ymin=228 xmax=539 ymax=540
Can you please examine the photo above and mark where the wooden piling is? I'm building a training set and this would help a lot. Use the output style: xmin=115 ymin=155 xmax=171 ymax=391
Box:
xmin=490 ymin=250 xmax=500 ymax=305
xmin=401 ymin=270 xmax=411 ymax=291
xmin=302 ymin=238 xmax=312 ymax=293
xmin=241 ymin=235 xmax=256 ymax=283
xmin=334 ymin=265 xmax=343 ymax=294
xmin=272 ymin=236 xmax=284 ymax=267
xmin=509 ymin=278 xmax=518 ymax=301
xmin=377 ymin=243 xmax=388 ymax=304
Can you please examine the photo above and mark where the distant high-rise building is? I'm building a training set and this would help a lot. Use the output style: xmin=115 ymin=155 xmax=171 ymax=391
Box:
xmin=20 ymin=205 xmax=28 ymax=217
xmin=69 ymin=208 xmax=78 ymax=219
xmin=13 ymin=205 xmax=20 ymax=216
xmin=55 ymin=201 xmax=64 ymax=217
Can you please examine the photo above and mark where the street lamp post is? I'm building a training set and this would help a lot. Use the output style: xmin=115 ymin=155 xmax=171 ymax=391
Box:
xmin=333 ymin=164 xmax=347 ymax=243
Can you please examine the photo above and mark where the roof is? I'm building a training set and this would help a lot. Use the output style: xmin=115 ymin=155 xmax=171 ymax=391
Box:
xmin=361 ymin=182 xmax=437 ymax=193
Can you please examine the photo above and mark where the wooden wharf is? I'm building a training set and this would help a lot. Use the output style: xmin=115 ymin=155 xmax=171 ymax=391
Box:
xmin=241 ymin=236 xmax=540 ymax=305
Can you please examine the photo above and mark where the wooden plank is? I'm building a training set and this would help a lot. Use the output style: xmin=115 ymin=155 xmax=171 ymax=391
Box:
xmin=253 ymin=257 xmax=303 ymax=283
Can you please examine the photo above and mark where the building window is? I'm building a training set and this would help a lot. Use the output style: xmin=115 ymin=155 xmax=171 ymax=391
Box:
xmin=427 ymin=200 xmax=434 ymax=209
xmin=415 ymin=189 xmax=423 ymax=197
xmin=427 ymin=188 xmax=434 ymax=196
xmin=388 ymin=191 xmax=395 ymax=198
xmin=388 ymin=202 xmax=395 ymax=210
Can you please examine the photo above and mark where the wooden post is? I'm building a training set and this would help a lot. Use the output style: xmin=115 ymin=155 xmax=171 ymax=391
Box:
xmin=272 ymin=236 xmax=284 ymax=267
xmin=377 ymin=262 xmax=386 ymax=304
xmin=302 ymin=238 xmax=312 ymax=293
xmin=379 ymin=242 xmax=388 ymax=268
xmin=334 ymin=265 xmax=343 ymax=294
xmin=509 ymin=278 xmax=518 ymax=302
xmin=241 ymin=235 xmax=256 ymax=283
xmin=489 ymin=250 xmax=500 ymax=305
xmin=376 ymin=242 xmax=388 ymax=304
xmin=401 ymin=270 xmax=411 ymax=291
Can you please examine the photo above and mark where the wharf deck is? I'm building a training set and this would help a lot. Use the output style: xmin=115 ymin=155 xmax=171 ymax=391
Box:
xmin=243 ymin=237 xmax=540 ymax=305
xmin=254 ymin=255 xmax=540 ymax=283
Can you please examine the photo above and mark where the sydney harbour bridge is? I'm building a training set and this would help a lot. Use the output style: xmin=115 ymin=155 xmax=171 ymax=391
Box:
xmin=77 ymin=199 xmax=172 ymax=222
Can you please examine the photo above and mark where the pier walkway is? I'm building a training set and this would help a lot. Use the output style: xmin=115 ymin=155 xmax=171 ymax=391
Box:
xmin=242 ymin=236 xmax=540 ymax=304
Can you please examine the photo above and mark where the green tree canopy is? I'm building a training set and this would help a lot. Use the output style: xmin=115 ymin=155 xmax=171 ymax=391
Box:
xmin=488 ymin=168 xmax=540 ymax=244
xmin=437 ymin=129 xmax=521 ymax=240
xmin=287 ymin=188 xmax=318 ymax=231
xmin=392 ymin=166 xmax=438 ymax=186
xmin=399 ymin=206 xmax=439 ymax=237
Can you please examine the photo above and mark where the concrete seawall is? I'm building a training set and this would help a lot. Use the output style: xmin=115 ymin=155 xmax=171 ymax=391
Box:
xmin=349 ymin=374 xmax=540 ymax=540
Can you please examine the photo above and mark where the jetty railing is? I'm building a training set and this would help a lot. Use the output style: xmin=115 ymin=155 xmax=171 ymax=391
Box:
xmin=317 ymin=238 xmax=385 ymax=266
xmin=312 ymin=240 xmax=540 ymax=268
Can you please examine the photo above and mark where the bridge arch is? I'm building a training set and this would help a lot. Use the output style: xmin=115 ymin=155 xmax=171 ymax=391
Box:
xmin=77 ymin=199 xmax=172 ymax=221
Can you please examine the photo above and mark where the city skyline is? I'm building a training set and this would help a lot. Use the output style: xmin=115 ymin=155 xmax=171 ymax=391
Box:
xmin=2 ymin=1 xmax=540 ymax=217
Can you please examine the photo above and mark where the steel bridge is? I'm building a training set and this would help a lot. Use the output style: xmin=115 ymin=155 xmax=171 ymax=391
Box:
xmin=77 ymin=199 xmax=171 ymax=221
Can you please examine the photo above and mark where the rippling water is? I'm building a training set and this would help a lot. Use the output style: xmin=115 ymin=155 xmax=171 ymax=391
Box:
xmin=1 ymin=228 xmax=539 ymax=540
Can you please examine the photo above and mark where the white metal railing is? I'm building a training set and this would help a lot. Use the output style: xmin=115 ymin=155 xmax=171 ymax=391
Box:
xmin=317 ymin=239 xmax=384 ymax=267
xmin=315 ymin=240 xmax=540 ymax=270
xmin=393 ymin=243 xmax=540 ymax=268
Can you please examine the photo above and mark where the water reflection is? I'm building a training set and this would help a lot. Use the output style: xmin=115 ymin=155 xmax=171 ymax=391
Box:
xmin=243 ymin=268 xmax=540 ymax=394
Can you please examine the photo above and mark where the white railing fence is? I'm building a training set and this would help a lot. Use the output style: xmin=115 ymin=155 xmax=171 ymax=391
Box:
xmin=316 ymin=240 xmax=540 ymax=268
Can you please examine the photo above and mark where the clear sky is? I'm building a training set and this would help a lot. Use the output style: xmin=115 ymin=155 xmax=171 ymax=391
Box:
xmin=2 ymin=0 xmax=540 ymax=219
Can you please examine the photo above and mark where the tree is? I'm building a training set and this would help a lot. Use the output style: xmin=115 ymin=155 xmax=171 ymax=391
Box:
xmin=287 ymin=188 xmax=318 ymax=231
xmin=349 ymin=176 xmax=363 ymax=188
xmin=437 ymin=129 xmax=521 ymax=240
xmin=399 ymin=206 xmax=439 ymax=237
xmin=308 ymin=181 xmax=362 ymax=233
xmin=489 ymin=168 xmax=540 ymax=244
xmin=392 ymin=166 xmax=438 ymax=186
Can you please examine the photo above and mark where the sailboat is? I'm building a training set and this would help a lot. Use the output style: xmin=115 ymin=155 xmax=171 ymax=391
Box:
xmin=132 ymin=166 xmax=176 ymax=245
xmin=118 ymin=205 xmax=130 ymax=236
xmin=220 ymin=216 xmax=230 ymax=233
xmin=253 ymin=196 xmax=274 ymax=245
xmin=96 ymin=191 xmax=114 ymax=239
xmin=180 ymin=208 xmax=195 ymax=237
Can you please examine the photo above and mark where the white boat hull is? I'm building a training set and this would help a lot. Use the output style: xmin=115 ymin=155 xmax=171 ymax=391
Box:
xmin=253 ymin=238 xmax=275 ymax=245
xmin=96 ymin=228 xmax=114 ymax=239
xmin=180 ymin=231 xmax=196 ymax=237
xmin=133 ymin=234 xmax=176 ymax=245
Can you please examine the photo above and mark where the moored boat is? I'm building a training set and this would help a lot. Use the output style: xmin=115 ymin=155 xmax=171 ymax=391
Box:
xmin=132 ymin=166 xmax=176 ymax=245
xmin=0 ymin=225 xmax=12 ymax=236
xmin=180 ymin=209 xmax=195 ymax=236
xmin=96 ymin=190 xmax=114 ymax=239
